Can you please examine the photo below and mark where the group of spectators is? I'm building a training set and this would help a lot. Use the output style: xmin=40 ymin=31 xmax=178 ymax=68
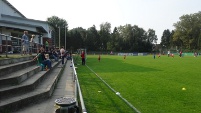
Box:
xmin=32 ymin=45 xmax=72 ymax=71
xmin=21 ymin=30 xmax=74 ymax=70
xmin=32 ymin=46 xmax=53 ymax=71
xmin=21 ymin=31 xmax=49 ymax=55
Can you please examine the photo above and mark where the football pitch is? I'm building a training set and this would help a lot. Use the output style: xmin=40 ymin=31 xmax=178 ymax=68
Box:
xmin=76 ymin=55 xmax=201 ymax=113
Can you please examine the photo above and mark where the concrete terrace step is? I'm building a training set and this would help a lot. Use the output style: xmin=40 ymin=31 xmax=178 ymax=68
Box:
xmin=0 ymin=61 xmax=60 ymax=100
xmin=0 ymin=56 xmax=34 ymax=66
xmin=0 ymin=65 xmax=41 ymax=87
xmin=15 ymin=60 xmax=75 ymax=113
xmin=0 ymin=61 xmax=64 ymax=113
xmin=0 ymin=60 xmax=36 ymax=77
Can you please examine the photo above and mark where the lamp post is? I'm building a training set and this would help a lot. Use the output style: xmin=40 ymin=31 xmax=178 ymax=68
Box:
xmin=59 ymin=27 xmax=60 ymax=49
xmin=101 ymin=43 xmax=103 ymax=55
xmin=65 ymin=26 xmax=67 ymax=50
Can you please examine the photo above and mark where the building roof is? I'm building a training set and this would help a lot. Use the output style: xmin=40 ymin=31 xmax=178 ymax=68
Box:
xmin=2 ymin=0 xmax=26 ymax=18
xmin=0 ymin=20 xmax=47 ymax=33
xmin=1 ymin=14 xmax=47 ymax=23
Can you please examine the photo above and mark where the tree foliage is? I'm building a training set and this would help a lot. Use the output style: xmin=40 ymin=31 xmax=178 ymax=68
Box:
xmin=160 ymin=11 xmax=201 ymax=52
xmin=161 ymin=29 xmax=171 ymax=48
xmin=47 ymin=16 xmax=68 ymax=47
xmin=172 ymin=11 xmax=201 ymax=50
xmin=47 ymin=17 xmax=160 ymax=52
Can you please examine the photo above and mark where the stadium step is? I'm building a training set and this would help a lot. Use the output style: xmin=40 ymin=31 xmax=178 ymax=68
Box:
xmin=0 ymin=60 xmax=36 ymax=77
xmin=0 ymin=61 xmax=59 ymax=99
xmin=0 ymin=65 xmax=40 ymax=87
xmin=0 ymin=56 xmax=34 ymax=66
xmin=15 ymin=60 xmax=75 ymax=113
xmin=0 ymin=56 xmax=64 ymax=113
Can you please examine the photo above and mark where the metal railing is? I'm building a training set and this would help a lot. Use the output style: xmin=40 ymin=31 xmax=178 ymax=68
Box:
xmin=0 ymin=33 xmax=42 ymax=57
xmin=72 ymin=58 xmax=87 ymax=113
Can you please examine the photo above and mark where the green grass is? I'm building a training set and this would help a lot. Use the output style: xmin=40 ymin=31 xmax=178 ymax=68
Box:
xmin=0 ymin=54 xmax=33 ymax=60
xmin=76 ymin=55 xmax=201 ymax=113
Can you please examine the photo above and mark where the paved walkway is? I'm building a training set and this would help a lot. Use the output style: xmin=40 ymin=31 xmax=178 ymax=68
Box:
xmin=16 ymin=60 xmax=75 ymax=113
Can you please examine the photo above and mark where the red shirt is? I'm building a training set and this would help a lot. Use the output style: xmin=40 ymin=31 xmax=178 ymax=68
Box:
xmin=81 ymin=52 xmax=85 ymax=58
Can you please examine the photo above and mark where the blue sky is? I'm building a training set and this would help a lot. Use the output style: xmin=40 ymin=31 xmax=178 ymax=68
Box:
xmin=7 ymin=0 xmax=201 ymax=43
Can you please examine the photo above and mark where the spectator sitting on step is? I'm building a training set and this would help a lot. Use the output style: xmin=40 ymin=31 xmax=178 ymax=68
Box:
xmin=32 ymin=50 xmax=45 ymax=71
xmin=50 ymin=49 xmax=59 ymax=61
xmin=43 ymin=54 xmax=52 ymax=70
xmin=32 ymin=50 xmax=51 ymax=71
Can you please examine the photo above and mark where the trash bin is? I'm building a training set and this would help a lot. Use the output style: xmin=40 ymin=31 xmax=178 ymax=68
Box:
xmin=55 ymin=97 xmax=77 ymax=113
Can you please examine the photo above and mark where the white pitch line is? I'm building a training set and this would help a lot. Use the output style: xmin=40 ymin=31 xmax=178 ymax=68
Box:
xmin=86 ymin=65 xmax=141 ymax=113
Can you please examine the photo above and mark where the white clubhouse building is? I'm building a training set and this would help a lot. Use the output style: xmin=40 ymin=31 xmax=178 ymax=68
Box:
xmin=0 ymin=0 xmax=53 ymax=53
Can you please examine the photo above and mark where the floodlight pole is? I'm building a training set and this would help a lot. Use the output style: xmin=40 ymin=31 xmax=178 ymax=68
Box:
xmin=65 ymin=26 xmax=66 ymax=50
xmin=59 ymin=27 xmax=60 ymax=49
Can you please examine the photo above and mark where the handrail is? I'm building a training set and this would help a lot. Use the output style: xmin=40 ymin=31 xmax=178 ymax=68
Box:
xmin=71 ymin=58 xmax=87 ymax=113
xmin=0 ymin=33 xmax=43 ymax=45
xmin=0 ymin=33 xmax=44 ymax=57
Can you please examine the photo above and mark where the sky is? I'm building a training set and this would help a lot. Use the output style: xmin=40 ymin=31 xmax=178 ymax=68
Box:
xmin=6 ymin=0 xmax=201 ymax=43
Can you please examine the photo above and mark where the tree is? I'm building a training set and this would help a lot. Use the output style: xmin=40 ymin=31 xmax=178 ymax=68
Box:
xmin=173 ymin=11 xmax=201 ymax=50
xmin=160 ymin=29 xmax=171 ymax=49
xmin=86 ymin=25 xmax=100 ymax=51
xmin=147 ymin=29 xmax=158 ymax=44
xmin=99 ymin=22 xmax=111 ymax=51
xmin=107 ymin=27 xmax=121 ymax=51
xmin=46 ymin=16 xmax=161 ymax=52
xmin=67 ymin=28 xmax=83 ymax=51
xmin=47 ymin=16 xmax=68 ymax=48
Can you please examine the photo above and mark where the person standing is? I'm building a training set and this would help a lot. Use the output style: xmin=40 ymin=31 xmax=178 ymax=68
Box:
xmin=45 ymin=40 xmax=49 ymax=52
xmin=124 ymin=55 xmax=126 ymax=59
xmin=167 ymin=50 xmax=170 ymax=57
xmin=60 ymin=46 xmax=65 ymax=65
xmin=30 ymin=34 xmax=35 ymax=55
xmin=179 ymin=50 xmax=182 ymax=57
xmin=158 ymin=53 xmax=161 ymax=58
xmin=21 ymin=31 xmax=29 ymax=55
xmin=40 ymin=45 xmax=45 ymax=52
xmin=98 ymin=55 xmax=101 ymax=62
xmin=81 ymin=51 xmax=85 ymax=65
xmin=194 ymin=51 xmax=198 ymax=57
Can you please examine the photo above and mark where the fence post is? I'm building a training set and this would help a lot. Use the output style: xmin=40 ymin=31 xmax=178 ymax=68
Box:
xmin=0 ymin=33 xmax=2 ymax=57
xmin=6 ymin=35 xmax=8 ymax=58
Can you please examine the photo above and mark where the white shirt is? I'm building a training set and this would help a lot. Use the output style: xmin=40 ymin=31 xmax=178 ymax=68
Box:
xmin=60 ymin=48 xmax=65 ymax=56
xmin=30 ymin=38 xmax=34 ymax=46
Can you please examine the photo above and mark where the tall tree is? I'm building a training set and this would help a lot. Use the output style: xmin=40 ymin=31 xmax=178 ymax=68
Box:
xmin=173 ymin=11 xmax=201 ymax=50
xmin=86 ymin=25 xmax=100 ymax=51
xmin=47 ymin=16 xmax=68 ymax=48
xmin=160 ymin=29 xmax=171 ymax=49
xmin=107 ymin=27 xmax=121 ymax=51
xmin=147 ymin=29 xmax=158 ymax=44
xmin=67 ymin=28 xmax=83 ymax=51
xmin=99 ymin=22 xmax=111 ymax=51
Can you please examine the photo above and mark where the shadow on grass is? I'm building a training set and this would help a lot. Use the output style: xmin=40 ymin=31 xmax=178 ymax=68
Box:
xmin=77 ymin=58 xmax=145 ymax=113
xmin=78 ymin=68 xmax=134 ymax=113
xmin=84 ymin=58 xmax=161 ymax=73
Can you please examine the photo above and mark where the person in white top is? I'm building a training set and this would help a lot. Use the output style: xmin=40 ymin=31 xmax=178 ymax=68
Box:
xmin=167 ymin=50 xmax=170 ymax=57
xmin=30 ymin=34 xmax=35 ymax=55
xmin=60 ymin=46 xmax=65 ymax=65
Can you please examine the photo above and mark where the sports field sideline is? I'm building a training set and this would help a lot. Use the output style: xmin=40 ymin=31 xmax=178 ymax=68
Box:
xmin=76 ymin=55 xmax=201 ymax=113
